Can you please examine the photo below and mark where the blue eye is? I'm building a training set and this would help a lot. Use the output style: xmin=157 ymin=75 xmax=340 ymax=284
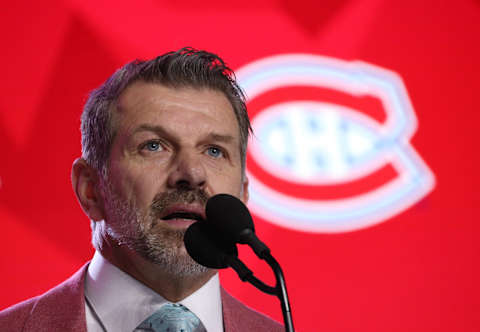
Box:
xmin=206 ymin=147 xmax=223 ymax=158
xmin=144 ymin=141 xmax=161 ymax=151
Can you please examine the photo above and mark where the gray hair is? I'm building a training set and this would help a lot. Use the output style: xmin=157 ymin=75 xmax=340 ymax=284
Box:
xmin=81 ymin=47 xmax=252 ymax=176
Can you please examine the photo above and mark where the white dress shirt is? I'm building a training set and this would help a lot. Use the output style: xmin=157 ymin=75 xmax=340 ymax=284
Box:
xmin=84 ymin=251 xmax=224 ymax=332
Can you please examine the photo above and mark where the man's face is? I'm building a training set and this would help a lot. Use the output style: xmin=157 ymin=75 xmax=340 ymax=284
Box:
xmin=100 ymin=81 xmax=248 ymax=276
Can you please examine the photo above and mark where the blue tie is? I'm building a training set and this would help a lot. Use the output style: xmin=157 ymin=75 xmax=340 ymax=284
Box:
xmin=135 ymin=303 xmax=206 ymax=332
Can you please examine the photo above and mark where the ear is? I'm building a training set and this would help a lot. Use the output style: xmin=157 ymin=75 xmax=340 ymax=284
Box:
xmin=241 ymin=176 xmax=249 ymax=204
xmin=71 ymin=158 xmax=105 ymax=221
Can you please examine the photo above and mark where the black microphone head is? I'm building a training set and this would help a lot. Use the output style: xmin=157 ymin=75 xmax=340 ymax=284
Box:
xmin=184 ymin=220 xmax=238 ymax=269
xmin=206 ymin=193 xmax=254 ymax=244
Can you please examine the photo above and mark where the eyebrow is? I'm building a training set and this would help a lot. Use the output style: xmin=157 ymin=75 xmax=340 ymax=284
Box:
xmin=133 ymin=124 xmax=236 ymax=144
xmin=134 ymin=124 xmax=170 ymax=136
xmin=207 ymin=133 xmax=235 ymax=144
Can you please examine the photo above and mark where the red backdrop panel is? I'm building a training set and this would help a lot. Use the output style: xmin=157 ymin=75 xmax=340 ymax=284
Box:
xmin=1 ymin=1 xmax=478 ymax=331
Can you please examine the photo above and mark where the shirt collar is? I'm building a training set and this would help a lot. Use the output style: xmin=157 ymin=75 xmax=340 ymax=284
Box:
xmin=85 ymin=251 xmax=223 ymax=332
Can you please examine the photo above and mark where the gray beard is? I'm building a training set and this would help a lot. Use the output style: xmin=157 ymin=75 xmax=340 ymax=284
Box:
xmin=100 ymin=179 xmax=211 ymax=278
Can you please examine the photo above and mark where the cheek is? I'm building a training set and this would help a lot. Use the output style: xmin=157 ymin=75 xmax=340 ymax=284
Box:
xmin=209 ymin=171 xmax=244 ymax=197
xmin=111 ymin=163 xmax=163 ymax=209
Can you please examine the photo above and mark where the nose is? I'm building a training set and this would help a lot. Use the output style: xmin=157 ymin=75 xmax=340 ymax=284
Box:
xmin=167 ymin=150 xmax=207 ymax=190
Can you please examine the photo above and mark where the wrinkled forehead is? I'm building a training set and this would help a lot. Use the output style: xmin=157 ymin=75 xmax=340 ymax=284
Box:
xmin=116 ymin=81 xmax=232 ymax=117
xmin=110 ymin=81 xmax=241 ymax=143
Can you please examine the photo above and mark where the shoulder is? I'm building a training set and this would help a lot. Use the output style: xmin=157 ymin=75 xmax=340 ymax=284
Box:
xmin=221 ymin=288 xmax=284 ymax=332
xmin=0 ymin=263 xmax=89 ymax=332
xmin=0 ymin=296 xmax=38 ymax=331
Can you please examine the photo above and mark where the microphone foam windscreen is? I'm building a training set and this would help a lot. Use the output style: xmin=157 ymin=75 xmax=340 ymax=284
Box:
xmin=184 ymin=221 xmax=238 ymax=269
xmin=205 ymin=193 xmax=254 ymax=243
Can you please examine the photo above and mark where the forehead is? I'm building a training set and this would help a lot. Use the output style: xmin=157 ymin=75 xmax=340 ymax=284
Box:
xmin=112 ymin=81 xmax=239 ymax=135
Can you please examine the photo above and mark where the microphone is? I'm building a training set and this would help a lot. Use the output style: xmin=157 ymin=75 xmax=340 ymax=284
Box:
xmin=184 ymin=220 xmax=260 ymax=282
xmin=185 ymin=194 xmax=295 ymax=331
xmin=184 ymin=220 xmax=236 ymax=269
xmin=205 ymin=193 xmax=270 ymax=259
xmin=202 ymin=193 xmax=295 ymax=332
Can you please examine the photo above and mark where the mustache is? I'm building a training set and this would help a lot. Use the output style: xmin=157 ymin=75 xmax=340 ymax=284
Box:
xmin=149 ymin=188 xmax=209 ymax=217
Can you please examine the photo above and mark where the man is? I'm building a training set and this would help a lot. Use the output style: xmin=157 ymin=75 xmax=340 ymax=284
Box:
xmin=0 ymin=48 xmax=283 ymax=331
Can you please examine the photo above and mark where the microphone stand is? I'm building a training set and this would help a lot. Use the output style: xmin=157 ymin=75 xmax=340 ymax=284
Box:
xmin=225 ymin=252 xmax=295 ymax=332
xmin=198 ymin=193 xmax=295 ymax=331
xmin=264 ymin=253 xmax=294 ymax=332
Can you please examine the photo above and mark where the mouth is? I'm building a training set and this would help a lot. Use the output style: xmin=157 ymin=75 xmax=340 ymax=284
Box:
xmin=162 ymin=212 xmax=205 ymax=223
xmin=159 ymin=205 xmax=206 ymax=228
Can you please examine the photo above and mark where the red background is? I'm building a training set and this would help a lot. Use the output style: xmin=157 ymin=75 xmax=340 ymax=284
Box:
xmin=1 ymin=1 xmax=479 ymax=331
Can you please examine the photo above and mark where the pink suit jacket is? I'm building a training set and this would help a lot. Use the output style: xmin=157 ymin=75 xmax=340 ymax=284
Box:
xmin=0 ymin=264 xmax=283 ymax=332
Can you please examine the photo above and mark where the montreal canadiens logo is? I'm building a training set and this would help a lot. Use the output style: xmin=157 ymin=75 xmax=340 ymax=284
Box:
xmin=236 ymin=54 xmax=436 ymax=233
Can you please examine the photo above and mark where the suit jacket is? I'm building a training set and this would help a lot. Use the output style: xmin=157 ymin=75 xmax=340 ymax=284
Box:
xmin=0 ymin=264 xmax=283 ymax=332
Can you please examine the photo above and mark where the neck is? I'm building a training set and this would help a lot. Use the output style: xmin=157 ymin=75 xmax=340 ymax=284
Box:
xmin=99 ymin=237 xmax=216 ymax=302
